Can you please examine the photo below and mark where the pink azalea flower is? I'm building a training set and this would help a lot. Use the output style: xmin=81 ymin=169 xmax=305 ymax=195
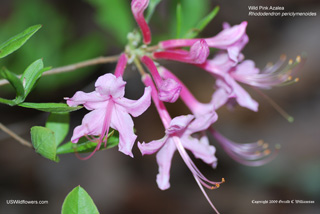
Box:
xmin=153 ymin=40 xmax=210 ymax=64
xmin=139 ymin=74 xmax=223 ymax=213
xmin=199 ymin=52 xmax=259 ymax=111
xmin=139 ymin=114 xmax=219 ymax=189
xmin=66 ymin=55 xmax=151 ymax=159
xmin=141 ymin=56 xmax=181 ymax=103
xmin=159 ymin=21 xmax=248 ymax=63
xmin=131 ymin=0 xmax=151 ymax=44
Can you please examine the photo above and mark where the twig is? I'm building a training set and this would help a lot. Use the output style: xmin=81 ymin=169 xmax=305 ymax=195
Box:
xmin=0 ymin=55 xmax=120 ymax=86
xmin=0 ymin=123 xmax=33 ymax=148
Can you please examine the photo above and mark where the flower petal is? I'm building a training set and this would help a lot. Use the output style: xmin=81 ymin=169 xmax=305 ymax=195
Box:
xmin=66 ymin=91 xmax=106 ymax=110
xmin=224 ymin=75 xmax=259 ymax=111
xmin=187 ymin=111 xmax=217 ymax=134
xmin=156 ymin=138 xmax=177 ymax=190
xmin=205 ymin=21 xmax=248 ymax=48
xmin=95 ymin=73 xmax=126 ymax=98
xmin=71 ymin=109 xmax=105 ymax=143
xmin=111 ymin=105 xmax=137 ymax=157
xmin=138 ymin=136 xmax=167 ymax=155
xmin=158 ymin=78 xmax=182 ymax=103
xmin=115 ymin=86 xmax=151 ymax=117
xmin=166 ymin=115 xmax=194 ymax=135
xmin=182 ymin=134 xmax=217 ymax=167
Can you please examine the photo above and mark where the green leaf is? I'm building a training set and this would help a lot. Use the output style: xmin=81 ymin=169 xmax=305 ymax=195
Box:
xmin=0 ymin=67 xmax=25 ymax=105
xmin=85 ymin=0 xmax=133 ymax=45
xmin=169 ymin=0 xmax=210 ymax=38
xmin=57 ymin=130 xmax=119 ymax=155
xmin=0 ymin=25 xmax=42 ymax=59
xmin=62 ymin=186 xmax=99 ymax=214
xmin=20 ymin=59 xmax=48 ymax=96
xmin=184 ymin=6 xmax=220 ymax=39
xmin=31 ymin=126 xmax=59 ymax=162
xmin=46 ymin=112 xmax=69 ymax=146
xmin=176 ymin=3 xmax=182 ymax=38
xmin=146 ymin=0 xmax=162 ymax=22
xmin=18 ymin=102 xmax=82 ymax=113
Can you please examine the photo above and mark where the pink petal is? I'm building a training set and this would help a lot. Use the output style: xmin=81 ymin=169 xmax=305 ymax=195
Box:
xmin=138 ymin=137 xmax=167 ymax=155
xmin=66 ymin=91 xmax=107 ymax=110
xmin=95 ymin=73 xmax=126 ymax=98
xmin=182 ymin=134 xmax=217 ymax=167
xmin=224 ymin=75 xmax=259 ymax=111
xmin=211 ymin=87 xmax=229 ymax=110
xmin=158 ymin=78 xmax=182 ymax=103
xmin=166 ymin=115 xmax=194 ymax=135
xmin=205 ymin=21 xmax=248 ymax=47
xmin=111 ymin=106 xmax=137 ymax=157
xmin=71 ymin=109 xmax=106 ymax=143
xmin=189 ymin=40 xmax=210 ymax=64
xmin=187 ymin=112 xmax=217 ymax=134
xmin=115 ymin=86 xmax=151 ymax=117
xmin=155 ymin=139 xmax=177 ymax=190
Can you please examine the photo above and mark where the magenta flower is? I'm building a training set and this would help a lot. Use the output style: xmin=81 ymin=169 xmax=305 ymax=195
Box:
xmin=141 ymin=56 xmax=181 ymax=103
xmin=153 ymin=40 xmax=210 ymax=64
xmin=159 ymin=21 xmax=248 ymax=62
xmin=66 ymin=69 xmax=151 ymax=158
xmin=131 ymin=0 xmax=151 ymax=44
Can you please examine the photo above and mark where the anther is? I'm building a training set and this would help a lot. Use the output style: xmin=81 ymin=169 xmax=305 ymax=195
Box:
xmin=263 ymin=143 xmax=269 ymax=149
xmin=258 ymin=140 xmax=264 ymax=146
xmin=294 ymin=78 xmax=299 ymax=82
xmin=263 ymin=149 xmax=271 ymax=156
xmin=288 ymin=59 xmax=293 ymax=65
xmin=296 ymin=55 xmax=301 ymax=63
xmin=280 ymin=54 xmax=286 ymax=60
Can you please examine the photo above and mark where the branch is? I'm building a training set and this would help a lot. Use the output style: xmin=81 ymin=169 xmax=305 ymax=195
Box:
xmin=0 ymin=55 xmax=120 ymax=86
xmin=0 ymin=123 xmax=33 ymax=148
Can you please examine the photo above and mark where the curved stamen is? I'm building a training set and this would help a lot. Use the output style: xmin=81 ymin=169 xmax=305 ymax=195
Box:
xmin=210 ymin=128 xmax=279 ymax=166
xmin=172 ymin=136 xmax=224 ymax=189
xmin=232 ymin=55 xmax=305 ymax=89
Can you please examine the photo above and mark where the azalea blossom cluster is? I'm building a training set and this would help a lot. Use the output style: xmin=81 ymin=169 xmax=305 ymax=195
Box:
xmin=65 ymin=0 xmax=302 ymax=213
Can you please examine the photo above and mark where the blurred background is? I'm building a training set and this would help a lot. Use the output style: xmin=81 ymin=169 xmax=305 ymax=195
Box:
xmin=0 ymin=0 xmax=319 ymax=213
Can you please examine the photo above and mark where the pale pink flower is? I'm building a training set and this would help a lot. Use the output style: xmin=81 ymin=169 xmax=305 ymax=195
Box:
xmin=66 ymin=55 xmax=151 ymax=158
xmin=139 ymin=74 xmax=223 ymax=213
